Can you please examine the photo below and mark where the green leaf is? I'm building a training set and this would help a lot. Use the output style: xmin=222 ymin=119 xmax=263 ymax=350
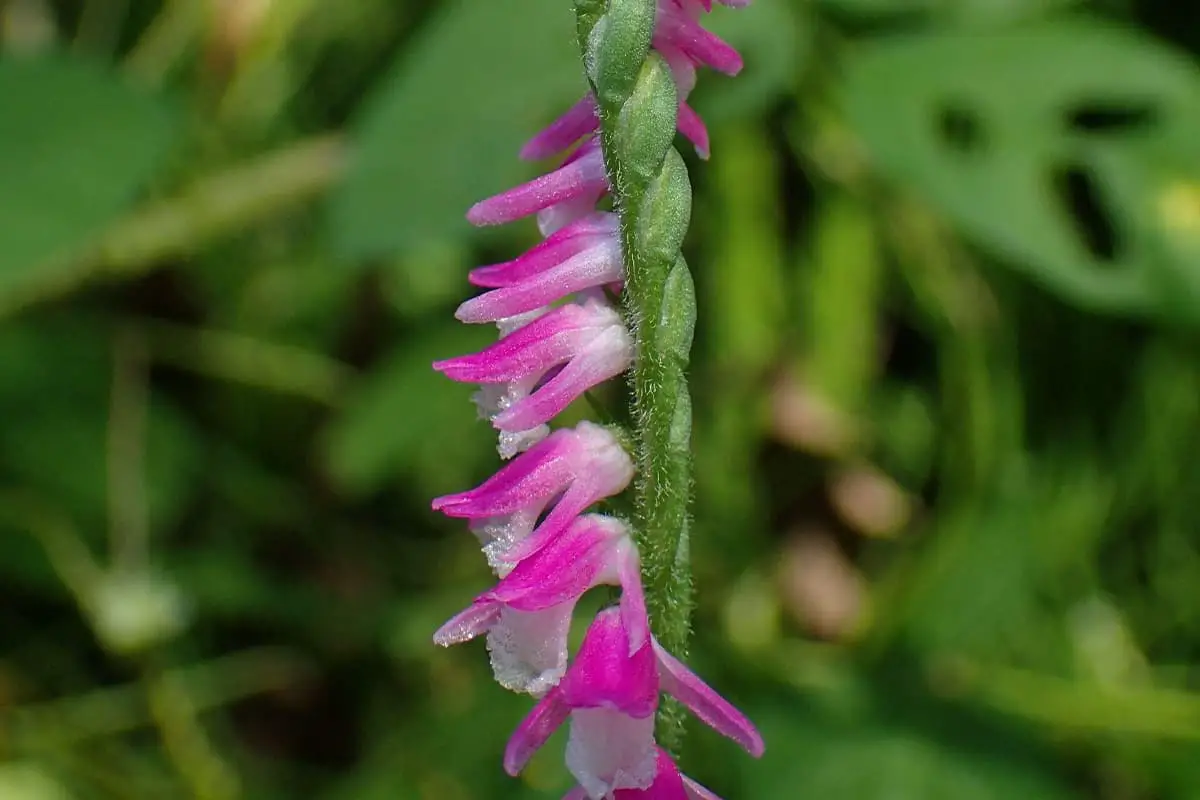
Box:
xmin=330 ymin=0 xmax=586 ymax=258
xmin=0 ymin=764 xmax=74 ymax=800
xmin=0 ymin=55 xmax=177 ymax=289
xmin=322 ymin=324 xmax=495 ymax=499
xmin=842 ymin=21 xmax=1200 ymax=320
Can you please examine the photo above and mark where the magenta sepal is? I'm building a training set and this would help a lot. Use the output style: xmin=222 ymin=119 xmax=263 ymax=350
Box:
xmin=468 ymin=139 xmax=607 ymax=227
xmin=522 ymin=94 xmax=601 ymax=162
xmin=456 ymin=235 xmax=623 ymax=323
xmin=470 ymin=213 xmax=619 ymax=288
xmin=655 ymin=1 xmax=744 ymax=77
xmin=433 ymin=298 xmax=632 ymax=432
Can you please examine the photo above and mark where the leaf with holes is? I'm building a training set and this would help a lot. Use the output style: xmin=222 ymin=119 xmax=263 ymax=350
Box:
xmin=0 ymin=55 xmax=177 ymax=289
xmin=842 ymin=21 xmax=1200 ymax=320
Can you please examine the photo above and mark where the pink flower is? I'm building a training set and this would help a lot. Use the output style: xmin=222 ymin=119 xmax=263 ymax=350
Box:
xmin=457 ymin=217 xmax=623 ymax=323
xmin=433 ymin=298 xmax=632 ymax=433
xmin=468 ymin=138 xmax=607 ymax=227
xmin=504 ymin=608 xmax=764 ymax=798
xmin=654 ymin=0 xmax=744 ymax=78
xmin=469 ymin=213 xmax=619 ymax=289
xmin=562 ymin=748 xmax=725 ymax=800
xmin=431 ymin=421 xmax=633 ymax=574
xmin=434 ymin=515 xmax=646 ymax=695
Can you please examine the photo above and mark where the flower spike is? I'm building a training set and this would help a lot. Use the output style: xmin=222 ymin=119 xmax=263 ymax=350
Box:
xmin=433 ymin=0 xmax=762 ymax=793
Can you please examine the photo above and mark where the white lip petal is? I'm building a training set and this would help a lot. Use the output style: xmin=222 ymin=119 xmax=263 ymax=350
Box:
xmin=565 ymin=708 xmax=657 ymax=799
xmin=487 ymin=605 xmax=575 ymax=696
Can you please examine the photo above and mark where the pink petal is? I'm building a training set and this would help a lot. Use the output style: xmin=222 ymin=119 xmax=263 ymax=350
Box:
xmin=560 ymin=608 xmax=658 ymax=717
xmin=677 ymin=102 xmax=710 ymax=159
xmin=455 ymin=238 xmax=623 ymax=323
xmin=468 ymin=140 xmax=607 ymax=227
xmin=487 ymin=515 xmax=622 ymax=609
xmin=615 ymin=542 xmax=650 ymax=655
xmin=432 ymin=302 xmax=603 ymax=384
xmin=493 ymin=319 xmax=632 ymax=431
xmin=469 ymin=213 xmax=618 ymax=288
xmin=430 ymin=429 xmax=575 ymax=518
xmin=505 ymin=685 xmax=571 ymax=775
xmin=522 ymin=94 xmax=601 ymax=161
xmin=652 ymin=639 xmax=765 ymax=757
xmin=432 ymin=599 xmax=502 ymax=646
xmin=654 ymin=11 xmax=743 ymax=76
xmin=497 ymin=433 xmax=634 ymax=564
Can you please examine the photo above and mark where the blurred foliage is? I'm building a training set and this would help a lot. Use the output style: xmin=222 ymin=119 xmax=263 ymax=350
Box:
xmin=1 ymin=0 xmax=1200 ymax=798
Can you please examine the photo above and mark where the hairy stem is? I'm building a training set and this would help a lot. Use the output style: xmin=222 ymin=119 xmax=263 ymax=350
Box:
xmin=573 ymin=0 xmax=697 ymax=751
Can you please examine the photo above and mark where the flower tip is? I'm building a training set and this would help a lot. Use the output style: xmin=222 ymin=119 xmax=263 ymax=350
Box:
xmin=453 ymin=299 xmax=480 ymax=323
xmin=466 ymin=201 xmax=506 ymax=227
xmin=502 ymin=741 xmax=529 ymax=778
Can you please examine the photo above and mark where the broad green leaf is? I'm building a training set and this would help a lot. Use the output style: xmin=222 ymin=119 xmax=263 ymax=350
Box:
xmin=330 ymin=0 xmax=586 ymax=258
xmin=322 ymin=324 xmax=494 ymax=498
xmin=0 ymin=55 xmax=177 ymax=288
xmin=842 ymin=21 xmax=1200 ymax=320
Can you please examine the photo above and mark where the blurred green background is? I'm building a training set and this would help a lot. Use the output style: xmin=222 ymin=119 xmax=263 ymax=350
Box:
xmin=2 ymin=0 xmax=1200 ymax=797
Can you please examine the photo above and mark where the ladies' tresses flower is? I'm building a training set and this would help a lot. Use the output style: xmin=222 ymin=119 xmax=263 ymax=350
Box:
xmin=456 ymin=216 xmax=623 ymax=323
xmin=504 ymin=608 xmax=764 ymax=799
xmin=433 ymin=298 xmax=632 ymax=433
xmin=653 ymin=0 xmax=744 ymax=77
xmin=435 ymin=0 xmax=763 ymax=794
xmin=472 ymin=308 xmax=552 ymax=458
xmin=468 ymin=138 xmax=607 ymax=227
xmin=434 ymin=515 xmax=647 ymax=695
xmin=469 ymin=213 xmax=620 ymax=289
xmin=431 ymin=422 xmax=633 ymax=574
xmin=562 ymin=749 xmax=724 ymax=800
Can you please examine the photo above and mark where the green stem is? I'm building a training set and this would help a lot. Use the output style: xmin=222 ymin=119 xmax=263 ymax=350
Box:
xmin=573 ymin=0 xmax=697 ymax=751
